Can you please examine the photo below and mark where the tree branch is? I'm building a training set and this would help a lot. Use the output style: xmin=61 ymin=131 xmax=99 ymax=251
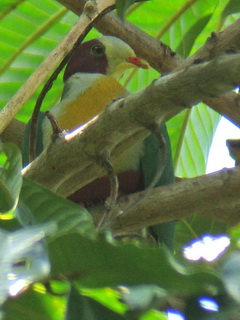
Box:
xmin=0 ymin=119 xmax=25 ymax=148
xmin=204 ymin=92 xmax=240 ymax=127
xmin=101 ymin=166 xmax=240 ymax=233
xmin=22 ymin=52 xmax=240 ymax=197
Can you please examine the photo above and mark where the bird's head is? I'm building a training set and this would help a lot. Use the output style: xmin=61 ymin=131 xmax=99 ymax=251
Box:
xmin=63 ymin=36 xmax=149 ymax=82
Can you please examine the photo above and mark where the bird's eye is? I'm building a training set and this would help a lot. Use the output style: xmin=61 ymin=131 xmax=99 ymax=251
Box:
xmin=90 ymin=44 xmax=105 ymax=56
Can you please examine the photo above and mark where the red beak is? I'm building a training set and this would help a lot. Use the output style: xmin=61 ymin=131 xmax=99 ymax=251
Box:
xmin=127 ymin=56 xmax=149 ymax=69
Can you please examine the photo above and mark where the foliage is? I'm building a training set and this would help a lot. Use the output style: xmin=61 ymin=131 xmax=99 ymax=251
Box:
xmin=1 ymin=0 xmax=240 ymax=319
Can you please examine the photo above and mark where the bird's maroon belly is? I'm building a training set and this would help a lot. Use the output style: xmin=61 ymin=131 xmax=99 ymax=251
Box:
xmin=68 ymin=170 xmax=143 ymax=205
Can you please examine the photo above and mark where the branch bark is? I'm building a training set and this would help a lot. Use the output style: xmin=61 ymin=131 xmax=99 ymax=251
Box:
xmin=0 ymin=119 xmax=25 ymax=148
xmin=106 ymin=166 xmax=240 ymax=233
xmin=22 ymin=52 xmax=240 ymax=198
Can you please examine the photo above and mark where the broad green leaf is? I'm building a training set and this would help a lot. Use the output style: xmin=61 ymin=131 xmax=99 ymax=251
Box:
xmin=0 ymin=1 xmax=68 ymax=75
xmin=3 ymin=288 xmax=65 ymax=320
xmin=168 ymin=0 xmax=218 ymax=53
xmin=20 ymin=177 xmax=96 ymax=238
xmin=116 ymin=0 xmax=150 ymax=20
xmin=169 ymin=104 xmax=220 ymax=177
xmin=229 ymin=223 xmax=240 ymax=246
xmin=65 ymin=285 xmax=125 ymax=320
xmin=176 ymin=14 xmax=212 ymax=58
xmin=116 ymin=0 xmax=136 ymax=20
xmin=0 ymin=7 xmax=68 ymax=75
xmin=141 ymin=309 xmax=167 ymax=320
xmin=0 ymin=0 xmax=78 ymax=123
xmin=128 ymin=0 xmax=191 ymax=37
xmin=221 ymin=0 xmax=240 ymax=19
xmin=218 ymin=0 xmax=240 ymax=31
xmin=0 ymin=179 xmax=14 ymax=214
xmin=0 ymin=0 xmax=24 ymax=19
xmin=128 ymin=0 xmax=218 ymax=49
xmin=49 ymin=233 xmax=221 ymax=293
xmin=0 ymin=142 xmax=22 ymax=214
xmin=81 ymin=287 xmax=126 ymax=314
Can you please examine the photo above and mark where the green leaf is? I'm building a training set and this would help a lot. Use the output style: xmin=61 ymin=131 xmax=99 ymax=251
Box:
xmin=116 ymin=0 xmax=134 ymax=19
xmin=116 ymin=0 xmax=149 ymax=19
xmin=0 ymin=6 xmax=67 ymax=77
xmin=0 ymin=179 xmax=14 ymax=213
xmin=19 ymin=177 xmax=96 ymax=238
xmin=229 ymin=223 xmax=240 ymax=246
xmin=0 ymin=0 xmax=79 ymax=122
xmin=141 ymin=309 xmax=167 ymax=320
xmin=65 ymin=285 xmax=125 ymax=320
xmin=221 ymin=0 xmax=240 ymax=19
xmin=82 ymin=287 xmax=126 ymax=314
xmin=176 ymin=14 xmax=212 ymax=58
xmin=0 ymin=0 xmax=24 ymax=19
xmin=49 ymin=233 xmax=221 ymax=293
xmin=3 ymin=288 xmax=65 ymax=320
xmin=169 ymin=104 xmax=220 ymax=177
xmin=0 ymin=142 xmax=22 ymax=214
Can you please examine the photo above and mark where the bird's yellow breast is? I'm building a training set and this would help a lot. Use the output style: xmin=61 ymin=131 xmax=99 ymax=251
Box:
xmin=42 ymin=73 xmax=144 ymax=173
xmin=56 ymin=76 xmax=127 ymax=131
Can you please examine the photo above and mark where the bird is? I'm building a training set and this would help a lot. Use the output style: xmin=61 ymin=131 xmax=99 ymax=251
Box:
xmin=42 ymin=35 xmax=151 ymax=204
xmin=28 ymin=36 xmax=175 ymax=247
xmin=42 ymin=36 xmax=148 ymax=147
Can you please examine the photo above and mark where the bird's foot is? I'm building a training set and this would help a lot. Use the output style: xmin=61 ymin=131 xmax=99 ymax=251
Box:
xmin=45 ymin=111 xmax=68 ymax=143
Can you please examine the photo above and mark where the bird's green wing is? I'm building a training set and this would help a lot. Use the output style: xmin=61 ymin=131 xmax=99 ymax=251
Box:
xmin=21 ymin=112 xmax=45 ymax=167
xmin=140 ymin=125 xmax=175 ymax=249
